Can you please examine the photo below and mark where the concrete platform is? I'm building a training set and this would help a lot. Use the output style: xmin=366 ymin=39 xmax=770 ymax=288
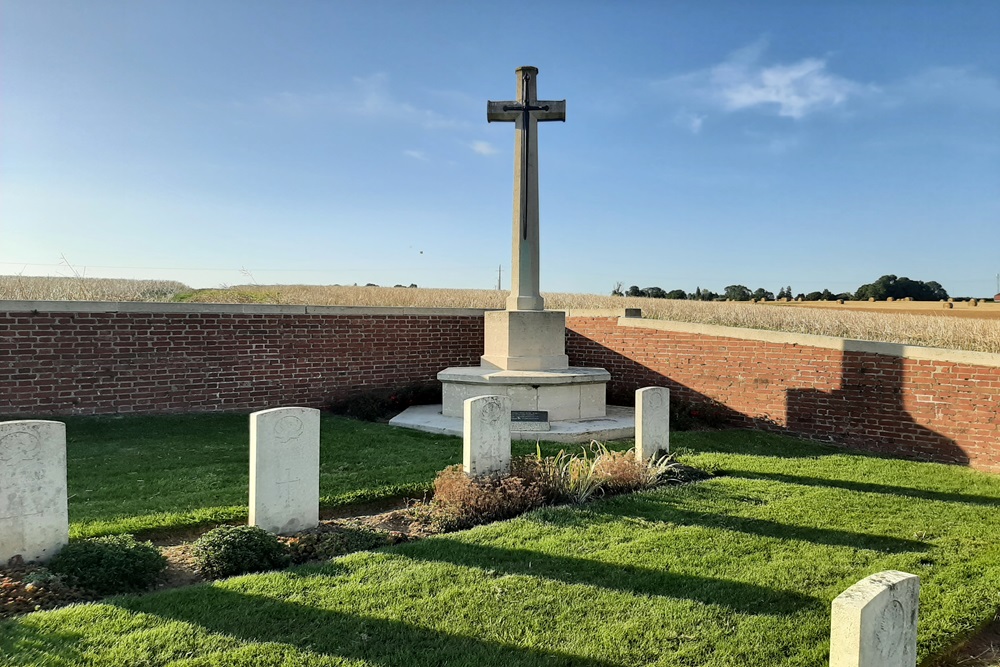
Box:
xmin=388 ymin=404 xmax=635 ymax=444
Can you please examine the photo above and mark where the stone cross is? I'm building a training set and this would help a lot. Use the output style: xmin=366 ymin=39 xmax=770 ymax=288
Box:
xmin=488 ymin=66 xmax=565 ymax=312
xmin=0 ymin=420 xmax=68 ymax=563
xmin=830 ymin=570 xmax=920 ymax=667
xmin=249 ymin=407 xmax=320 ymax=535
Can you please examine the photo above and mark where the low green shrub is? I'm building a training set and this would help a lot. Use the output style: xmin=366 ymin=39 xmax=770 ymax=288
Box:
xmin=192 ymin=525 xmax=290 ymax=579
xmin=47 ymin=534 xmax=166 ymax=595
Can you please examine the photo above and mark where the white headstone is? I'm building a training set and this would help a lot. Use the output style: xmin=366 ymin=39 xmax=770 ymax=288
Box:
xmin=830 ymin=570 xmax=920 ymax=667
xmin=635 ymin=387 xmax=670 ymax=461
xmin=249 ymin=407 xmax=320 ymax=535
xmin=0 ymin=420 xmax=69 ymax=563
xmin=463 ymin=395 xmax=511 ymax=477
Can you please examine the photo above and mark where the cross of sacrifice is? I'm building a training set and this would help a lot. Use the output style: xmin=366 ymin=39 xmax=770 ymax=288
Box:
xmin=487 ymin=66 xmax=565 ymax=312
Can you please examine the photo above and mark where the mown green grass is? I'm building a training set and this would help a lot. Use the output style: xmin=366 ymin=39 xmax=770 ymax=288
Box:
xmin=3 ymin=428 xmax=1000 ymax=666
xmin=40 ymin=413 xmax=619 ymax=539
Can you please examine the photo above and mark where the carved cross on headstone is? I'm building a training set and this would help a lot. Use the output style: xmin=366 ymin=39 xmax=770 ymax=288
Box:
xmin=488 ymin=66 xmax=565 ymax=312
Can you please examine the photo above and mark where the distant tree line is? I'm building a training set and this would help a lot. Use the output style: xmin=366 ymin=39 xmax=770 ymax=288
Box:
xmin=612 ymin=275 xmax=951 ymax=302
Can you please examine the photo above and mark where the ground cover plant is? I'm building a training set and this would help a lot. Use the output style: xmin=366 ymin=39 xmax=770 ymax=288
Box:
xmin=12 ymin=413 xmax=621 ymax=540
xmin=3 ymin=429 xmax=1000 ymax=666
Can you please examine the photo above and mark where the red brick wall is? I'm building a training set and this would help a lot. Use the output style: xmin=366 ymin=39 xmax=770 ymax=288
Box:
xmin=1 ymin=308 xmax=483 ymax=415
xmin=566 ymin=316 xmax=1000 ymax=473
xmin=4 ymin=306 xmax=997 ymax=472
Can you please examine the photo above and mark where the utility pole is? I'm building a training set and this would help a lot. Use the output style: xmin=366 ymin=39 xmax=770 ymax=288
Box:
xmin=497 ymin=265 xmax=503 ymax=291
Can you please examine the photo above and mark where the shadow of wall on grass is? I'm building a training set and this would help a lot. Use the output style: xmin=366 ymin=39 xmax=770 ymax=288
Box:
xmin=113 ymin=579 xmax=618 ymax=667
xmin=398 ymin=538 xmax=820 ymax=616
xmin=721 ymin=470 xmax=1000 ymax=507
xmin=0 ymin=623 xmax=85 ymax=666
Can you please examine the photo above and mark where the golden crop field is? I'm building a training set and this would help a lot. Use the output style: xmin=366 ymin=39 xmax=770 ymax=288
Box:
xmin=2 ymin=275 xmax=999 ymax=353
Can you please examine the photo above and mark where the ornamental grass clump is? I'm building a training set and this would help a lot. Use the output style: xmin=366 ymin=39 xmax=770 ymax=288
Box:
xmin=46 ymin=534 xmax=166 ymax=595
xmin=192 ymin=525 xmax=291 ymax=579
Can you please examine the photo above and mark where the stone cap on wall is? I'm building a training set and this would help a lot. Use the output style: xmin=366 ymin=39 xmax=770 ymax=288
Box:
xmin=617 ymin=316 xmax=1000 ymax=368
xmin=0 ymin=300 xmax=489 ymax=317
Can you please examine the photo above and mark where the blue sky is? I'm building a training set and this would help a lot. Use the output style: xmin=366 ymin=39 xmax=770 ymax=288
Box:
xmin=2 ymin=1 xmax=998 ymax=297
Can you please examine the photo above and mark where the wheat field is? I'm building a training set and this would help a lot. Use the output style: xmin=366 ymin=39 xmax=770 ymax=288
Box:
xmin=2 ymin=275 xmax=999 ymax=353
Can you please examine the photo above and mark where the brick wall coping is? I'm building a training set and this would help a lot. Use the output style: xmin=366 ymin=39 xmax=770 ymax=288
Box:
xmin=0 ymin=301 xmax=638 ymax=318
xmin=0 ymin=300 xmax=489 ymax=317
xmin=617 ymin=317 xmax=1000 ymax=368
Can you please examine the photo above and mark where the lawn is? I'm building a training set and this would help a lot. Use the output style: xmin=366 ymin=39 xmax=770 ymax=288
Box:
xmin=3 ymin=422 xmax=1000 ymax=666
xmin=49 ymin=414 xmax=589 ymax=539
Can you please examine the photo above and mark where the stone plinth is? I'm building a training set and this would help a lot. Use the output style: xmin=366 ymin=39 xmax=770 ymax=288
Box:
xmin=249 ymin=407 xmax=321 ymax=535
xmin=439 ymin=366 xmax=609 ymax=421
xmin=0 ymin=420 xmax=68 ymax=564
xmin=481 ymin=310 xmax=568 ymax=371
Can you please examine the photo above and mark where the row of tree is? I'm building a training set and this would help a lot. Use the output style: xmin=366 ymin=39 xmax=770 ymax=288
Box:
xmin=612 ymin=275 xmax=951 ymax=302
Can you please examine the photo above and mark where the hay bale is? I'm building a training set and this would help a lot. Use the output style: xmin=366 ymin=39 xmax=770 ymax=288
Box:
xmin=971 ymin=299 xmax=979 ymax=306
xmin=868 ymin=297 xmax=875 ymax=302
xmin=943 ymin=302 xmax=954 ymax=309
xmin=837 ymin=299 xmax=844 ymax=304
xmin=887 ymin=297 xmax=895 ymax=302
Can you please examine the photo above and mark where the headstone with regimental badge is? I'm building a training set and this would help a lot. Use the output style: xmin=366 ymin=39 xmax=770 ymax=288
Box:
xmin=635 ymin=387 xmax=670 ymax=461
xmin=249 ymin=407 xmax=320 ymax=535
xmin=0 ymin=420 xmax=68 ymax=563
xmin=464 ymin=395 xmax=511 ymax=477
xmin=830 ymin=570 xmax=919 ymax=667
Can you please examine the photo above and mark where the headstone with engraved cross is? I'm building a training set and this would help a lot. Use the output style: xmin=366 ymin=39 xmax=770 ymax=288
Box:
xmin=488 ymin=65 xmax=565 ymax=312
xmin=249 ymin=407 xmax=320 ymax=535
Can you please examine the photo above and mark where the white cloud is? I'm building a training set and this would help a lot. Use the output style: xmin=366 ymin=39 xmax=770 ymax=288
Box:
xmin=258 ymin=73 xmax=464 ymax=129
xmin=654 ymin=40 xmax=866 ymax=120
xmin=469 ymin=140 xmax=498 ymax=155
xmin=403 ymin=149 xmax=428 ymax=161
xmin=673 ymin=111 xmax=706 ymax=134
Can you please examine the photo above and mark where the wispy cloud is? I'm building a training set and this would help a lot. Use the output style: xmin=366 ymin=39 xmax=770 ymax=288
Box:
xmin=886 ymin=66 xmax=1000 ymax=109
xmin=403 ymin=149 xmax=428 ymax=161
xmin=469 ymin=140 xmax=498 ymax=155
xmin=673 ymin=111 xmax=706 ymax=134
xmin=258 ymin=73 xmax=464 ymax=129
xmin=654 ymin=40 xmax=867 ymax=120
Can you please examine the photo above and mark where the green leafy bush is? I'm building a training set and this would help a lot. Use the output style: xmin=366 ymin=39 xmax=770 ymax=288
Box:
xmin=192 ymin=526 xmax=290 ymax=579
xmin=47 ymin=535 xmax=166 ymax=595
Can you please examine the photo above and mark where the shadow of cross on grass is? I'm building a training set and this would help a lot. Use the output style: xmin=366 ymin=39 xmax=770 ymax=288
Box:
xmin=578 ymin=500 xmax=929 ymax=554
xmin=113 ymin=581 xmax=617 ymax=667
xmin=399 ymin=537 xmax=820 ymax=616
